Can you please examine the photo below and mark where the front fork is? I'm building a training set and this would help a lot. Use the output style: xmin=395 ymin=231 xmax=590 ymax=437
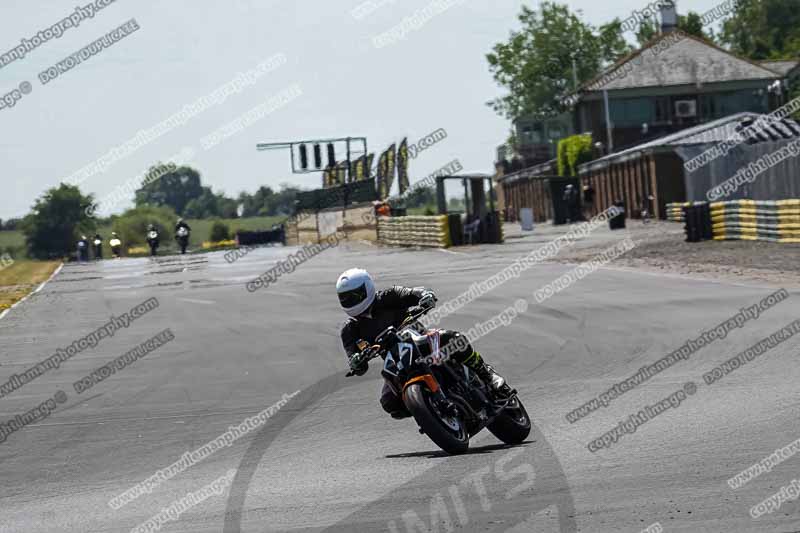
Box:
xmin=399 ymin=373 xmax=458 ymax=416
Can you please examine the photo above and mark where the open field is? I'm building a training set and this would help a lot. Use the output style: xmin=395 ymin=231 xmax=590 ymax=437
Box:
xmin=0 ymin=217 xmax=286 ymax=259
xmin=105 ymin=215 xmax=285 ymax=255
xmin=181 ymin=216 xmax=286 ymax=245
xmin=0 ymin=230 xmax=25 ymax=255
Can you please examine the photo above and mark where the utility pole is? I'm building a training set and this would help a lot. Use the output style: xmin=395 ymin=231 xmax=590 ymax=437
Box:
xmin=603 ymin=89 xmax=614 ymax=153
xmin=572 ymin=57 xmax=579 ymax=91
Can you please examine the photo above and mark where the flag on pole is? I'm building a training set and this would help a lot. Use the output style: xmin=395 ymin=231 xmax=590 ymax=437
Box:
xmin=355 ymin=155 xmax=366 ymax=180
xmin=385 ymin=143 xmax=396 ymax=196
xmin=377 ymin=149 xmax=389 ymax=198
xmin=397 ymin=138 xmax=409 ymax=195
xmin=366 ymin=153 xmax=375 ymax=178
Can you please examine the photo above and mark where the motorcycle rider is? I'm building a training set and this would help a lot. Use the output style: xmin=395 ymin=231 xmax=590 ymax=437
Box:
xmin=146 ymin=224 xmax=160 ymax=256
xmin=92 ymin=233 xmax=103 ymax=260
xmin=109 ymin=232 xmax=122 ymax=258
xmin=337 ymin=268 xmax=511 ymax=419
xmin=77 ymin=235 xmax=90 ymax=262
xmin=174 ymin=217 xmax=191 ymax=254
xmin=175 ymin=217 xmax=191 ymax=234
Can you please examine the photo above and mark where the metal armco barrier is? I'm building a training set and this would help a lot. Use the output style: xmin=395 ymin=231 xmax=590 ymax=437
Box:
xmin=235 ymin=228 xmax=286 ymax=246
xmin=683 ymin=203 xmax=712 ymax=242
xmin=295 ymin=179 xmax=377 ymax=210
xmin=377 ymin=215 xmax=451 ymax=248
xmin=710 ymin=199 xmax=800 ymax=243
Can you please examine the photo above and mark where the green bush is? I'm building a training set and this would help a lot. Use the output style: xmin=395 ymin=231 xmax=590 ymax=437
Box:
xmin=209 ymin=220 xmax=230 ymax=242
xmin=22 ymin=184 xmax=96 ymax=259
xmin=557 ymin=138 xmax=569 ymax=177
xmin=112 ymin=205 xmax=177 ymax=248
xmin=557 ymin=134 xmax=593 ymax=176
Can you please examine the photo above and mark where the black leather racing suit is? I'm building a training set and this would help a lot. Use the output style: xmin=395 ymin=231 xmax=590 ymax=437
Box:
xmin=340 ymin=286 xmax=476 ymax=417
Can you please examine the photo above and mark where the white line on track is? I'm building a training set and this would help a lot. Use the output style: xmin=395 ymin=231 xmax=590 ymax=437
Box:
xmin=176 ymin=297 xmax=216 ymax=305
xmin=437 ymin=248 xmax=467 ymax=256
xmin=0 ymin=262 xmax=63 ymax=322
xmin=262 ymin=290 xmax=303 ymax=298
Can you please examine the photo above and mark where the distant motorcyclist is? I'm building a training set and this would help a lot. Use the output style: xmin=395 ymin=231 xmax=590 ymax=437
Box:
xmin=174 ymin=218 xmax=191 ymax=254
xmin=175 ymin=218 xmax=191 ymax=233
xmin=92 ymin=233 xmax=103 ymax=260
xmin=146 ymin=224 xmax=160 ymax=256
xmin=337 ymin=268 xmax=511 ymax=419
xmin=109 ymin=232 xmax=122 ymax=258
xmin=77 ymin=235 xmax=90 ymax=262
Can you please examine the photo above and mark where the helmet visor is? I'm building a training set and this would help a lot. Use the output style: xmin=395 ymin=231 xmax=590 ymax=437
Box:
xmin=338 ymin=283 xmax=367 ymax=309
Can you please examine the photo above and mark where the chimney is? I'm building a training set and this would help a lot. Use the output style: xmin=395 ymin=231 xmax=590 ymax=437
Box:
xmin=660 ymin=0 xmax=678 ymax=34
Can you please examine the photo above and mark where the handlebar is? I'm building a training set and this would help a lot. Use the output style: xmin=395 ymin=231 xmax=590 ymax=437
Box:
xmin=345 ymin=307 xmax=432 ymax=377
xmin=399 ymin=306 xmax=431 ymax=329
xmin=345 ymin=344 xmax=381 ymax=377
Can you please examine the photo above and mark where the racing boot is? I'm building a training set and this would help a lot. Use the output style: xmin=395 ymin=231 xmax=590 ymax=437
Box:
xmin=463 ymin=351 xmax=513 ymax=398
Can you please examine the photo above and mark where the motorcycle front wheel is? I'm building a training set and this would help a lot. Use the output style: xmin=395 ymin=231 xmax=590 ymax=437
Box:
xmin=404 ymin=383 xmax=469 ymax=455
xmin=487 ymin=396 xmax=531 ymax=445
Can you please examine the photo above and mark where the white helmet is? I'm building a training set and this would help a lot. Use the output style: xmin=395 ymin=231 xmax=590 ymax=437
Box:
xmin=336 ymin=268 xmax=376 ymax=317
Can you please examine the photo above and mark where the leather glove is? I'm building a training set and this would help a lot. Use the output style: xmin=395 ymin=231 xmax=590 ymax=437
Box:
xmin=418 ymin=290 xmax=437 ymax=309
xmin=348 ymin=352 xmax=369 ymax=376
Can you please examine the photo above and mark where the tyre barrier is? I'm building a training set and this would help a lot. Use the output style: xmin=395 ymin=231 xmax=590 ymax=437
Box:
xmin=666 ymin=201 xmax=706 ymax=223
xmin=683 ymin=203 xmax=713 ymax=242
xmin=377 ymin=215 xmax=451 ymax=248
xmin=710 ymin=199 xmax=800 ymax=243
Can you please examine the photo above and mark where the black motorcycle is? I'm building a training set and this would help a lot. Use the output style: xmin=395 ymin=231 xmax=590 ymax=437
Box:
xmin=347 ymin=309 xmax=531 ymax=454
xmin=146 ymin=229 xmax=160 ymax=256
xmin=175 ymin=226 xmax=189 ymax=254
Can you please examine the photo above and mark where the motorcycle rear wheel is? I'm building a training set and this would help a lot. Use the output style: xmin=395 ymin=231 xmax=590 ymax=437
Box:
xmin=404 ymin=383 xmax=469 ymax=455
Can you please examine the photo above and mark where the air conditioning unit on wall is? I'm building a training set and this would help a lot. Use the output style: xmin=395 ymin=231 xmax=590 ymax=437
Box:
xmin=675 ymin=100 xmax=697 ymax=118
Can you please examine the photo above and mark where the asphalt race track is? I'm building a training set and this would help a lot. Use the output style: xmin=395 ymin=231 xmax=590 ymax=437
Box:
xmin=1 ymin=229 xmax=799 ymax=532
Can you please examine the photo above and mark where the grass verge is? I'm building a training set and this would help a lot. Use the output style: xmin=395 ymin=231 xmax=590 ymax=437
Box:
xmin=0 ymin=260 xmax=60 ymax=312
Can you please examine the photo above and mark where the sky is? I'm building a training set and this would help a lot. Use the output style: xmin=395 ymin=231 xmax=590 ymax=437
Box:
xmin=0 ymin=0 xmax=727 ymax=220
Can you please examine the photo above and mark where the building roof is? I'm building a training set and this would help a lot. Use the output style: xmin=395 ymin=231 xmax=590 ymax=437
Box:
xmin=496 ymin=159 xmax=558 ymax=184
xmin=575 ymin=32 xmax=781 ymax=95
xmin=578 ymin=112 xmax=800 ymax=173
xmin=759 ymin=60 xmax=800 ymax=76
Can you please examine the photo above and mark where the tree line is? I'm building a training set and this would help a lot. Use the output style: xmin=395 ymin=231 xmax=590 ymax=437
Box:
xmin=134 ymin=164 xmax=301 ymax=218
xmin=10 ymin=162 xmax=307 ymax=259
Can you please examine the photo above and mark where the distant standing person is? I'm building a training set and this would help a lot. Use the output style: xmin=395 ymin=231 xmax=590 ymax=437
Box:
xmin=582 ymin=184 xmax=595 ymax=219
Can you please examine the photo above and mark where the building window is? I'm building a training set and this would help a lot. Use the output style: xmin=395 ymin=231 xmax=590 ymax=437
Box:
xmin=700 ymin=94 xmax=717 ymax=119
xmin=709 ymin=90 xmax=767 ymax=116
xmin=609 ymin=98 xmax=655 ymax=126
xmin=655 ymin=97 xmax=671 ymax=123
xmin=520 ymin=123 xmax=543 ymax=144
